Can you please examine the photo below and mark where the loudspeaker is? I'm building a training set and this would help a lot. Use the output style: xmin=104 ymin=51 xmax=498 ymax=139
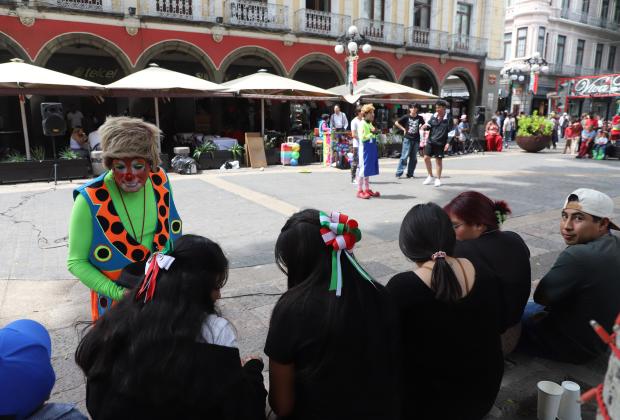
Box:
xmin=41 ymin=102 xmax=67 ymax=136
xmin=298 ymin=139 xmax=313 ymax=165
xmin=474 ymin=106 xmax=486 ymax=124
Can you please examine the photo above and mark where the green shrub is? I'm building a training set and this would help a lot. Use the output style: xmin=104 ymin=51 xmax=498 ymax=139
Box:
xmin=31 ymin=146 xmax=46 ymax=161
xmin=4 ymin=151 xmax=26 ymax=162
xmin=59 ymin=148 xmax=80 ymax=160
xmin=230 ymin=144 xmax=245 ymax=160
xmin=517 ymin=111 xmax=554 ymax=137
xmin=192 ymin=142 xmax=217 ymax=160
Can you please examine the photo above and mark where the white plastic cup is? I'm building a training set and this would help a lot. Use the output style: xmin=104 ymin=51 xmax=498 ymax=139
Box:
xmin=558 ymin=381 xmax=581 ymax=420
xmin=537 ymin=380 xmax=565 ymax=420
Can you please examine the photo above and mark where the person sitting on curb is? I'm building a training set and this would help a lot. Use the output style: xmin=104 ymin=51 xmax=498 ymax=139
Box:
xmin=444 ymin=191 xmax=531 ymax=355
xmin=0 ymin=319 xmax=87 ymax=419
xmin=518 ymin=188 xmax=620 ymax=364
xmin=75 ymin=234 xmax=266 ymax=420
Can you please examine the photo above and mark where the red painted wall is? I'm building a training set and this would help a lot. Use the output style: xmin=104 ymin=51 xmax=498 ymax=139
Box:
xmin=0 ymin=15 xmax=480 ymax=86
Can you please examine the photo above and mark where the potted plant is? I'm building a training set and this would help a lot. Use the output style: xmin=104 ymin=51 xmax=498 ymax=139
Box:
xmin=57 ymin=147 xmax=90 ymax=180
xmin=230 ymin=144 xmax=245 ymax=165
xmin=515 ymin=112 xmax=554 ymax=153
xmin=0 ymin=150 xmax=53 ymax=184
xmin=193 ymin=142 xmax=231 ymax=170
xmin=264 ymin=136 xmax=280 ymax=165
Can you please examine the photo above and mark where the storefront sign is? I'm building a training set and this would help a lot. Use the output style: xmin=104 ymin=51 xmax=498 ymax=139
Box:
xmin=558 ymin=73 xmax=620 ymax=98
xmin=72 ymin=67 xmax=119 ymax=81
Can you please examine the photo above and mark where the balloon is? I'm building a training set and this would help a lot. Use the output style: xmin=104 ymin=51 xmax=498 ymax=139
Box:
xmin=291 ymin=151 xmax=300 ymax=159
xmin=290 ymin=158 xmax=298 ymax=166
xmin=292 ymin=143 xmax=300 ymax=151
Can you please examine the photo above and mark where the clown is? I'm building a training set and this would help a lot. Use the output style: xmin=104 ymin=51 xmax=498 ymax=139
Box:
xmin=67 ymin=117 xmax=182 ymax=321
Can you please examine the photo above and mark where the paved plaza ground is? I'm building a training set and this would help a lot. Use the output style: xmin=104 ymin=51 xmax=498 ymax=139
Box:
xmin=1 ymin=143 xmax=618 ymax=419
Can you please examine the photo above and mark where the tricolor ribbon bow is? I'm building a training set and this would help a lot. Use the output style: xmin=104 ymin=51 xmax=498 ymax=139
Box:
xmin=136 ymin=252 xmax=175 ymax=303
xmin=319 ymin=211 xmax=374 ymax=296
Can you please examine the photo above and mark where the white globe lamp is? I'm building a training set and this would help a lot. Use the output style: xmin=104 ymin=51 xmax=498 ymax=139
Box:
xmin=518 ymin=75 xmax=525 ymax=82
xmin=348 ymin=25 xmax=358 ymax=36
xmin=531 ymin=63 xmax=540 ymax=72
xmin=362 ymin=43 xmax=372 ymax=54
xmin=334 ymin=44 xmax=345 ymax=54
xmin=541 ymin=65 xmax=549 ymax=73
xmin=510 ymin=74 xmax=518 ymax=81
xmin=347 ymin=41 xmax=358 ymax=53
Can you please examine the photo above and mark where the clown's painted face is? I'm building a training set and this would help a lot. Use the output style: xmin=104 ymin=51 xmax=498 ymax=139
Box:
xmin=112 ymin=158 xmax=151 ymax=193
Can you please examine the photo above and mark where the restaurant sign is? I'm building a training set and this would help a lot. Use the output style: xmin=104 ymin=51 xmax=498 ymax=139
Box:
xmin=559 ymin=73 xmax=620 ymax=98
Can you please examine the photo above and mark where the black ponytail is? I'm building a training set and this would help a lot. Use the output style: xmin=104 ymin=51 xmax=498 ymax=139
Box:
xmin=399 ymin=203 xmax=462 ymax=303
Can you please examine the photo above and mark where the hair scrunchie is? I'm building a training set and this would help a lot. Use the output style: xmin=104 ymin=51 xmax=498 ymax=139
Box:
xmin=495 ymin=210 xmax=508 ymax=225
xmin=319 ymin=211 xmax=374 ymax=296
xmin=431 ymin=251 xmax=447 ymax=261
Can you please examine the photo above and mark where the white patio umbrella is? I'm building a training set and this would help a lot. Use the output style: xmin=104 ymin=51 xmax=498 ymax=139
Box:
xmin=221 ymin=69 xmax=339 ymax=136
xmin=0 ymin=58 xmax=104 ymax=160
xmin=104 ymin=63 xmax=226 ymax=128
xmin=328 ymin=76 xmax=438 ymax=104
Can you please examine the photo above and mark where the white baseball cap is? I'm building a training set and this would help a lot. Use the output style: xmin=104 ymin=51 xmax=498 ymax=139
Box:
xmin=460 ymin=114 xmax=467 ymax=120
xmin=563 ymin=188 xmax=619 ymax=230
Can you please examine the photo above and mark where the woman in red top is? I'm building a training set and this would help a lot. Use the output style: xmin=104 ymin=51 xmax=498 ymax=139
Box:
xmin=485 ymin=118 xmax=503 ymax=152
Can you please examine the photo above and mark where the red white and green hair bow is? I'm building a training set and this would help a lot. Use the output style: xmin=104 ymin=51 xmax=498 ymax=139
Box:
xmin=319 ymin=211 xmax=374 ymax=296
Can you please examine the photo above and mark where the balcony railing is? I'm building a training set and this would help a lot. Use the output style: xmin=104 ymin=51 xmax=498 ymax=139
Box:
xmin=353 ymin=18 xmax=404 ymax=45
xmin=224 ymin=0 xmax=288 ymax=30
xmin=405 ymin=27 xmax=448 ymax=51
xmin=56 ymin=0 xmax=103 ymax=12
xmin=448 ymin=34 xmax=488 ymax=56
xmin=294 ymin=9 xmax=351 ymax=37
xmin=548 ymin=63 xmax=595 ymax=76
xmin=559 ymin=8 xmax=620 ymax=30
xmin=153 ymin=0 xmax=193 ymax=19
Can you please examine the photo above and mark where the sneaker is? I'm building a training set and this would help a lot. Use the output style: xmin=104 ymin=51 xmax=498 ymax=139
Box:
xmin=434 ymin=178 xmax=442 ymax=187
xmin=395 ymin=173 xmax=403 ymax=179
xmin=423 ymin=176 xmax=434 ymax=185
xmin=357 ymin=190 xmax=371 ymax=199
xmin=366 ymin=189 xmax=380 ymax=197
xmin=406 ymin=175 xmax=414 ymax=179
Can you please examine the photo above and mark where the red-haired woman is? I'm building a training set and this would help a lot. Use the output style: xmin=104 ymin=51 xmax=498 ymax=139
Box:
xmin=444 ymin=191 xmax=530 ymax=354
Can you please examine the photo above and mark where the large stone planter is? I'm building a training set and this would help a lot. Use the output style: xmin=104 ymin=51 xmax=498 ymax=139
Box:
xmin=516 ymin=135 xmax=551 ymax=153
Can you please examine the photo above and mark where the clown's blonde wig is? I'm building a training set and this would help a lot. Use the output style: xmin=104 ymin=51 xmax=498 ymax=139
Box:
xmin=100 ymin=116 xmax=161 ymax=170
xmin=361 ymin=104 xmax=375 ymax=116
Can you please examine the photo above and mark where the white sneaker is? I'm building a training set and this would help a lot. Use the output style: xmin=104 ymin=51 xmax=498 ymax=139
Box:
xmin=434 ymin=178 xmax=442 ymax=187
xmin=423 ymin=176 xmax=434 ymax=185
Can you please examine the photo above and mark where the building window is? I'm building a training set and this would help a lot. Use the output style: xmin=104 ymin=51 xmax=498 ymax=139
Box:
xmin=556 ymin=35 xmax=566 ymax=65
xmin=582 ymin=0 xmax=589 ymax=14
xmin=504 ymin=32 xmax=512 ymax=61
xmin=306 ymin=0 xmax=330 ymax=11
xmin=608 ymin=46 xmax=616 ymax=71
xmin=544 ymin=33 xmax=549 ymax=59
xmin=576 ymin=39 xmax=585 ymax=66
xmin=595 ymin=43 xmax=604 ymax=70
xmin=562 ymin=0 xmax=570 ymax=9
xmin=601 ymin=0 xmax=609 ymax=18
xmin=370 ymin=0 xmax=384 ymax=21
xmin=414 ymin=0 xmax=431 ymax=28
xmin=516 ymin=27 xmax=527 ymax=57
xmin=615 ymin=0 xmax=620 ymax=23
xmin=456 ymin=2 xmax=471 ymax=36
xmin=537 ymin=27 xmax=545 ymax=56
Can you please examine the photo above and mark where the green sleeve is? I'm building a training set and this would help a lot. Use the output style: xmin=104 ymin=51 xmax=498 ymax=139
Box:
xmin=360 ymin=122 xmax=372 ymax=142
xmin=67 ymin=194 xmax=125 ymax=301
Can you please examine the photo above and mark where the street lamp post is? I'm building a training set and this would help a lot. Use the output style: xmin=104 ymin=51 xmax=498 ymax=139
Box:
xmin=501 ymin=52 xmax=549 ymax=114
xmin=334 ymin=25 xmax=372 ymax=95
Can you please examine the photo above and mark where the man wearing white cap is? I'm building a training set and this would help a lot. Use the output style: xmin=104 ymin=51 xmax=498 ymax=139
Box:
xmin=519 ymin=188 xmax=620 ymax=363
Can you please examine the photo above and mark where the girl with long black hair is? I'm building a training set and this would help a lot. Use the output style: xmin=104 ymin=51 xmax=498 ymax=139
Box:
xmin=265 ymin=209 xmax=400 ymax=420
xmin=75 ymin=234 xmax=266 ymax=420
xmin=386 ymin=203 xmax=503 ymax=420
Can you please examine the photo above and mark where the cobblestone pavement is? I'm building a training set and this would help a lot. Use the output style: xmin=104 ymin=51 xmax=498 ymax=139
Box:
xmin=1 ymin=144 xmax=618 ymax=419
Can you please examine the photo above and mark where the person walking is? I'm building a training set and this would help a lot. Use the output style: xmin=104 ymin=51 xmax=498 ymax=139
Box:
xmin=349 ymin=106 xmax=363 ymax=184
xmin=502 ymin=113 xmax=514 ymax=148
xmin=422 ymin=100 xmax=453 ymax=187
xmin=394 ymin=103 xmax=425 ymax=179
